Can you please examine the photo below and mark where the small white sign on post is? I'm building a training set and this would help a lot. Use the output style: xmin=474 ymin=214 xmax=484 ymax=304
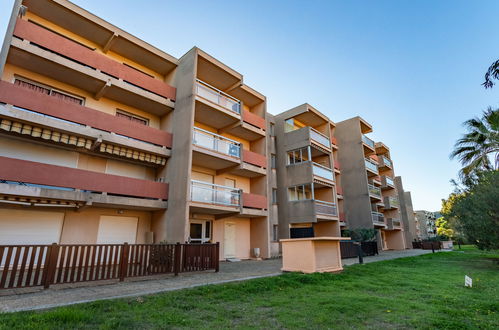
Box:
xmin=465 ymin=275 xmax=472 ymax=288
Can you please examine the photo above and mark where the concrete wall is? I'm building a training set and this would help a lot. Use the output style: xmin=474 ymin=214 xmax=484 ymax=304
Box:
xmin=335 ymin=118 xmax=373 ymax=229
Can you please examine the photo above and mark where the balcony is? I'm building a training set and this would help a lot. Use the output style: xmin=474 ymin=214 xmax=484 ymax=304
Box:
xmin=364 ymin=158 xmax=379 ymax=176
xmin=384 ymin=196 xmax=400 ymax=209
xmin=222 ymin=109 xmax=266 ymax=142
xmin=381 ymin=176 xmax=395 ymax=190
xmin=10 ymin=19 xmax=174 ymax=115
xmin=240 ymin=192 xmax=268 ymax=217
xmin=371 ymin=211 xmax=385 ymax=226
xmin=378 ymin=156 xmax=393 ymax=170
xmin=368 ymin=183 xmax=382 ymax=200
xmin=0 ymin=82 xmax=171 ymax=166
xmin=0 ymin=156 xmax=168 ymax=201
xmin=331 ymin=136 xmax=338 ymax=149
xmin=386 ymin=218 xmax=402 ymax=230
xmin=229 ymin=150 xmax=267 ymax=178
xmin=362 ymin=135 xmax=375 ymax=154
xmin=334 ymin=159 xmax=341 ymax=173
xmin=191 ymin=127 xmax=241 ymax=170
xmin=189 ymin=180 xmax=241 ymax=215
xmin=315 ymin=200 xmax=338 ymax=217
xmin=194 ymin=79 xmax=241 ymax=129
xmin=313 ymin=162 xmax=335 ymax=183
xmin=310 ymin=127 xmax=331 ymax=149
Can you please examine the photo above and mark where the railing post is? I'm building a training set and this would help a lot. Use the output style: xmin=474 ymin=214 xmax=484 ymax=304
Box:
xmin=119 ymin=242 xmax=129 ymax=282
xmin=43 ymin=243 xmax=59 ymax=289
xmin=174 ymin=242 xmax=181 ymax=276
xmin=355 ymin=242 xmax=364 ymax=264
xmin=215 ymin=242 xmax=220 ymax=272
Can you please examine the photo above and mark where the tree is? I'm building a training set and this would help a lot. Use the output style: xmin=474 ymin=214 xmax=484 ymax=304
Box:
xmin=435 ymin=217 xmax=454 ymax=240
xmin=445 ymin=171 xmax=499 ymax=250
xmin=483 ymin=59 xmax=499 ymax=88
xmin=449 ymin=108 xmax=499 ymax=180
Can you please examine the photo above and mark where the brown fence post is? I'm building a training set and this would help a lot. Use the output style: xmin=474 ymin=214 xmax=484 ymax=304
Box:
xmin=43 ymin=243 xmax=59 ymax=289
xmin=215 ymin=242 xmax=220 ymax=273
xmin=174 ymin=243 xmax=181 ymax=276
xmin=119 ymin=243 xmax=129 ymax=282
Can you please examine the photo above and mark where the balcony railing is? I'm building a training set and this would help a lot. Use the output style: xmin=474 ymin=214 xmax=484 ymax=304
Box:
xmin=190 ymin=180 xmax=241 ymax=207
xmin=312 ymin=162 xmax=334 ymax=181
xmin=195 ymin=79 xmax=241 ymax=114
xmin=392 ymin=219 xmax=401 ymax=228
xmin=380 ymin=156 xmax=393 ymax=168
xmin=371 ymin=211 xmax=385 ymax=224
xmin=364 ymin=158 xmax=379 ymax=174
xmin=388 ymin=196 xmax=400 ymax=208
xmin=368 ymin=183 xmax=381 ymax=198
xmin=192 ymin=127 xmax=241 ymax=158
xmin=362 ymin=135 xmax=375 ymax=148
xmin=315 ymin=200 xmax=338 ymax=216
xmin=385 ymin=176 xmax=395 ymax=187
xmin=310 ymin=127 xmax=331 ymax=148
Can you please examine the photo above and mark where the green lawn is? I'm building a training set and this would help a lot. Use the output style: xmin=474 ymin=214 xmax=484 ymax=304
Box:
xmin=1 ymin=248 xmax=498 ymax=329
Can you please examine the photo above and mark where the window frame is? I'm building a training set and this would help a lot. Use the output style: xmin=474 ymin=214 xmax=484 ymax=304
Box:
xmin=13 ymin=76 xmax=85 ymax=106
xmin=116 ymin=109 xmax=149 ymax=126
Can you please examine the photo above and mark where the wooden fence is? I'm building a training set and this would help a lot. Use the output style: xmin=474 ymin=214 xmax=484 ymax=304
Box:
xmin=0 ymin=242 xmax=219 ymax=290
xmin=340 ymin=241 xmax=379 ymax=259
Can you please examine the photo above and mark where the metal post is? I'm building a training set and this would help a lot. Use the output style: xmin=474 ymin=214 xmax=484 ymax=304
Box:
xmin=215 ymin=242 xmax=220 ymax=272
xmin=356 ymin=242 xmax=363 ymax=264
xmin=174 ymin=242 xmax=181 ymax=276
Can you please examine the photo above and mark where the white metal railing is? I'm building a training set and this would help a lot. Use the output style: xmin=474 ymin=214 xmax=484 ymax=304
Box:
xmin=195 ymin=79 xmax=241 ymax=114
xmin=362 ymin=135 xmax=375 ymax=148
xmin=364 ymin=158 xmax=379 ymax=173
xmin=371 ymin=211 xmax=384 ymax=224
xmin=190 ymin=180 xmax=241 ymax=207
xmin=192 ymin=127 xmax=241 ymax=158
xmin=385 ymin=176 xmax=395 ymax=187
xmin=312 ymin=162 xmax=334 ymax=181
xmin=315 ymin=200 xmax=338 ymax=216
xmin=310 ymin=127 xmax=331 ymax=148
xmin=368 ymin=183 xmax=381 ymax=198
xmin=381 ymin=156 xmax=392 ymax=168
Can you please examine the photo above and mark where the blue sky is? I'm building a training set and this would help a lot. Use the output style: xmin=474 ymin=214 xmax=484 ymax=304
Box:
xmin=1 ymin=0 xmax=498 ymax=211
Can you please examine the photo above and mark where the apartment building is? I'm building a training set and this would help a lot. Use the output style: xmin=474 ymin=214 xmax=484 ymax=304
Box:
xmin=0 ymin=0 xmax=419 ymax=259
xmin=335 ymin=117 xmax=406 ymax=250
xmin=414 ymin=211 xmax=438 ymax=240
xmin=0 ymin=0 xmax=270 ymax=260
xmin=272 ymin=104 xmax=341 ymax=240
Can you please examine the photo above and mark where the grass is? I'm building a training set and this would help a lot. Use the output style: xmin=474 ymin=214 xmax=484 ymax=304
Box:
xmin=0 ymin=248 xmax=498 ymax=329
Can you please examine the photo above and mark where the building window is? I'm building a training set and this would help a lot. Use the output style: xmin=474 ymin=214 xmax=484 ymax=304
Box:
xmin=189 ymin=220 xmax=212 ymax=243
xmin=288 ymin=184 xmax=313 ymax=201
xmin=271 ymin=154 xmax=276 ymax=169
xmin=14 ymin=77 xmax=85 ymax=105
xmin=287 ymin=147 xmax=309 ymax=165
xmin=116 ymin=110 xmax=149 ymax=126
xmin=272 ymin=225 xmax=279 ymax=241
xmin=272 ymin=188 xmax=277 ymax=204
xmin=269 ymin=123 xmax=275 ymax=136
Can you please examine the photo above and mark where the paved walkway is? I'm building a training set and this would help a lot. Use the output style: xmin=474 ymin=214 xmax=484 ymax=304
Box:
xmin=0 ymin=249 xmax=433 ymax=313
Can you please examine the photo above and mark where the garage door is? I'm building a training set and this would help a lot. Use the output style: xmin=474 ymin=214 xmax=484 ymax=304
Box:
xmin=0 ymin=209 xmax=64 ymax=245
xmin=96 ymin=216 xmax=138 ymax=244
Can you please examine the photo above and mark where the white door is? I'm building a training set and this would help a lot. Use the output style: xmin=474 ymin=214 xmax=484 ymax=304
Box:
xmin=224 ymin=222 xmax=236 ymax=258
xmin=0 ymin=209 xmax=64 ymax=245
xmin=96 ymin=216 xmax=138 ymax=244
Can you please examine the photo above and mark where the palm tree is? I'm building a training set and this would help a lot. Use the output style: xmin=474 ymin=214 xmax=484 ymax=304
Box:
xmin=483 ymin=59 xmax=499 ymax=88
xmin=450 ymin=108 xmax=499 ymax=180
